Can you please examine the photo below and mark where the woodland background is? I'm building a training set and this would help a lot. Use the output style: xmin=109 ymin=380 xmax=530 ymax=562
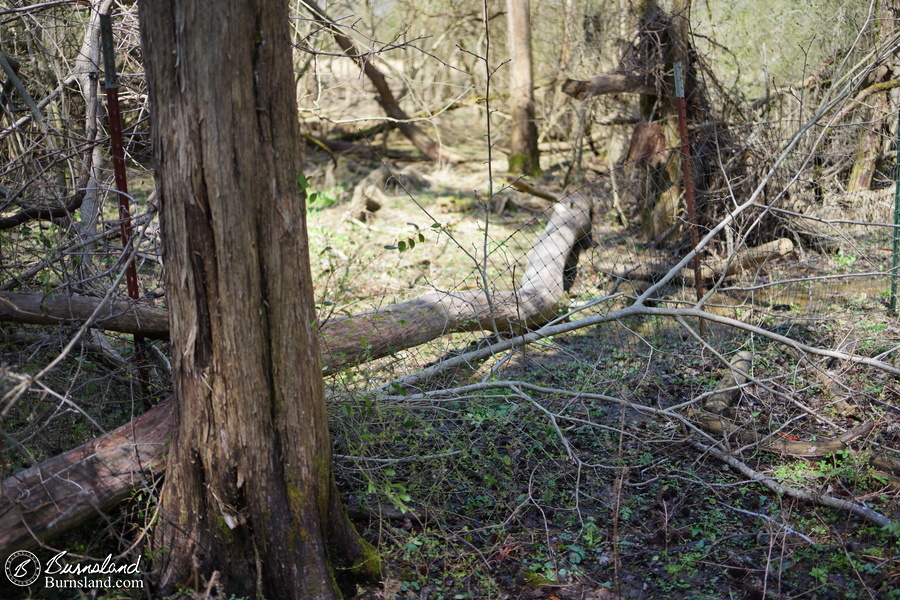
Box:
xmin=1 ymin=0 xmax=900 ymax=598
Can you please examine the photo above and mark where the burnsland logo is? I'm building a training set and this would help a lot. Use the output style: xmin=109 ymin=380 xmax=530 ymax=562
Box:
xmin=4 ymin=551 xmax=144 ymax=590
xmin=5 ymin=551 xmax=41 ymax=587
xmin=44 ymin=551 xmax=142 ymax=576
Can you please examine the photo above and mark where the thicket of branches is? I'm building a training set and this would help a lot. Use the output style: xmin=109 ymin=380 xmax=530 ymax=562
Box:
xmin=1 ymin=0 xmax=900 ymax=597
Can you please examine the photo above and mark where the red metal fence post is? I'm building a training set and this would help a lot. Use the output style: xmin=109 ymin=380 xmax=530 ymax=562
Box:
xmin=673 ymin=62 xmax=704 ymax=307
xmin=100 ymin=12 xmax=149 ymax=399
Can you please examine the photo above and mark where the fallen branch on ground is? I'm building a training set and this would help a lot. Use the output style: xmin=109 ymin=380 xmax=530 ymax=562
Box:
xmin=604 ymin=238 xmax=794 ymax=285
xmin=561 ymin=73 xmax=656 ymax=100
xmin=0 ymin=193 xmax=591 ymax=557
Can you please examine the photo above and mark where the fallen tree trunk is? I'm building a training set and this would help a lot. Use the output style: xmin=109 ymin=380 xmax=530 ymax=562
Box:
xmin=0 ymin=292 xmax=169 ymax=338
xmin=0 ymin=193 xmax=591 ymax=558
xmin=0 ymin=397 xmax=172 ymax=557
xmin=603 ymin=238 xmax=794 ymax=285
xmin=322 ymin=193 xmax=591 ymax=371
xmin=561 ymin=73 xmax=656 ymax=100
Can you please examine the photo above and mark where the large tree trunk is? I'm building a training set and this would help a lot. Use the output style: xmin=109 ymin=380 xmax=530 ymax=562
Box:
xmin=506 ymin=0 xmax=540 ymax=175
xmin=0 ymin=193 xmax=591 ymax=563
xmin=139 ymin=1 xmax=377 ymax=597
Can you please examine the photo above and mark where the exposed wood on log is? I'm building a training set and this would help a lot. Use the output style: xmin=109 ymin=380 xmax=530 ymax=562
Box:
xmin=0 ymin=193 xmax=591 ymax=558
xmin=561 ymin=74 xmax=656 ymax=100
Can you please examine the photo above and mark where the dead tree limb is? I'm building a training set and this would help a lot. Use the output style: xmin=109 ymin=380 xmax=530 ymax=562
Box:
xmin=0 ymin=292 xmax=169 ymax=338
xmin=561 ymin=74 xmax=656 ymax=100
xmin=303 ymin=0 xmax=464 ymax=164
xmin=0 ymin=193 xmax=591 ymax=557
xmin=0 ymin=397 xmax=172 ymax=557
xmin=603 ymin=238 xmax=794 ymax=285
xmin=0 ymin=189 xmax=86 ymax=230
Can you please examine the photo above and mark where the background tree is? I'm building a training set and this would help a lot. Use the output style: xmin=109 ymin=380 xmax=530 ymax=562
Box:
xmin=847 ymin=0 xmax=899 ymax=192
xmin=506 ymin=0 xmax=541 ymax=175
xmin=138 ymin=0 xmax=377 ymax=597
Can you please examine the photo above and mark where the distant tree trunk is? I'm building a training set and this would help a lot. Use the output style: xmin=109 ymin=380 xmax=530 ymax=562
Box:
xmin=507 ymin=0 xmax=541 ymax=175
xmin=563 ymin=0 xmax=721 ymax=245
xmin=847 ymin=0 xmax=898 ymax=192
xmin=304 ymin=0 xmax=464 ymax=164
xmin=139 ymin=1 xmax=378 ymax=598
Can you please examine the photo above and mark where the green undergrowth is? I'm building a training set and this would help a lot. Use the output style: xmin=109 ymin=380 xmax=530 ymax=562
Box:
xmin=329 ymin=320 xmax=900 ymax=599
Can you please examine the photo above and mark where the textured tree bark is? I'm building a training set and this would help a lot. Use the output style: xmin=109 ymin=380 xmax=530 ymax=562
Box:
xmin=139 ymin=1 xmax=377 ymax=597
xmin=506 ymin=0 xmax=540 ymax=175
xmin=0 ymin=193 xmax=591 ymax=564
xmin=847 ymin=0 xmax=898 ymax=192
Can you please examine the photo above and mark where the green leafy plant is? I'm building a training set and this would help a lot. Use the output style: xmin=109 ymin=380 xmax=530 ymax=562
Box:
xmin=385 ymin=222 xmax=442 ymax=252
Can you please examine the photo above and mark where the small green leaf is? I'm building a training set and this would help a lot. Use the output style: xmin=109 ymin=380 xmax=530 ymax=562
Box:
xmin=384 ymin=244 xmax=398 ymax=250
xmin=431 ymin=222 xmax=441 ymax=228
xmin=398 ymin=240 xmax=408 ymax=252
xmin=408 ymin=238 xmax=416 ymax=250
xmin=418 ymin=233 xmax=425 ymax=243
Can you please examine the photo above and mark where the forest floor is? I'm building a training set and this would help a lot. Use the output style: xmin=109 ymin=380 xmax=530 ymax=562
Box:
xmin=300 ymin=145 xmax=900 ymax=600
xmin=1 ymin=141 xmax=899 ymax=600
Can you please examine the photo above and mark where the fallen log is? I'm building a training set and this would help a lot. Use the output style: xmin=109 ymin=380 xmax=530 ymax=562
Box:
xmin=321 ymin=193 xmax=591 ymax=371
xmin=0 ymin=397 xmax=172 ymax=557
xmin=561 ymin=73 xmax=656 ymax=100
xmin=0 ymin=193 xmax=592 ymax=558
xmin=604 ymin=238 xmax=794 ymax=286
xmin=0 ymin=292 xmax=169 ymax=338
